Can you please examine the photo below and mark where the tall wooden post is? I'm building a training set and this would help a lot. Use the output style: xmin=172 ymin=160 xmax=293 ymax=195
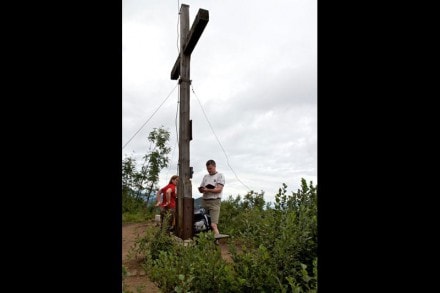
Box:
xmin=170 ymin=4 xmax=209 ymax=240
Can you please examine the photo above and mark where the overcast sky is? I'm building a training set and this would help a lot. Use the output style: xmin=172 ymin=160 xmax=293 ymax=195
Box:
xmin=122 ymin=0 xmax=317 ymax=205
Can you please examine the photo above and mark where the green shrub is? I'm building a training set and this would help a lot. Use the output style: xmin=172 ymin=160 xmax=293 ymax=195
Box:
xmin=132 ymin=179 xmax=317 ymax=292
xmin=146 ymin=232 xmax=240 ymax=292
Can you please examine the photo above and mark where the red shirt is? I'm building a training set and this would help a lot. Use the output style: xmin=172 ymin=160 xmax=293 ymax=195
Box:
xmin=159 ymin=183 xmax=177 ymax=209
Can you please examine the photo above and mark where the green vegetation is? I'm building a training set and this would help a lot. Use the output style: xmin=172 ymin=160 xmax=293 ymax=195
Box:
xmin=123 ymin=126 xmax=171 ymax=223
xmin=123 ymin=125 xmax=317 ymax=291
xmin=129 ymin=179 xmax=317 ymax=292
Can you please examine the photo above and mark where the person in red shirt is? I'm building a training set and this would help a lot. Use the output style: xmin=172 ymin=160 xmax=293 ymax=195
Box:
xmin=155 ymin=175 xmax=179 ymax=231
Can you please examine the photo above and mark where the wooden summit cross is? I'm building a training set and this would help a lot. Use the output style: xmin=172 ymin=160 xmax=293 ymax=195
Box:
xmin=170 ymin=4 xmax=209 ymax=240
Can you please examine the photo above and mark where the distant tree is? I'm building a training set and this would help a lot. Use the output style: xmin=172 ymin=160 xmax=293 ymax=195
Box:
xmin=122 ymin=155 xmax=142 ymax=213
xmin=242 ymin=190 xmax=266 ymax=211
xmin=122 ymin=156 xmax=137 ymax=192
xmin=122 ymin=126 xmax=171 ymax=211
xmin=141 ymin=127 xmax=171 ymax=203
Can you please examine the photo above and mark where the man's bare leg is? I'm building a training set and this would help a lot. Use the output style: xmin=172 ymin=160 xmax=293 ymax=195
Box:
xmin=211 ymin=223 xmax=220 ymax=235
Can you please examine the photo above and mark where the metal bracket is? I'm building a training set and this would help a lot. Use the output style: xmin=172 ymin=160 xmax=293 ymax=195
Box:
xmin=179 ymin=78 xmax=192 ymax=84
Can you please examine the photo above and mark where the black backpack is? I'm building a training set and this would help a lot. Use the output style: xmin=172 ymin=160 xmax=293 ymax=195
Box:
xmin=193 ymin=207 xmax=212 ymax=234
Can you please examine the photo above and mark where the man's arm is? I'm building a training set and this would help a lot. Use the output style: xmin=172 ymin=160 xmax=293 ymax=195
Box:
xmin=213 ymin=183 xmax=224 ymax=193
xmin=199 ymin=177 xmax=205 ymax=193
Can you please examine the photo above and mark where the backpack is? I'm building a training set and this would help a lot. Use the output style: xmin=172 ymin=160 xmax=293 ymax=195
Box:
xmin=193 ymin=207 xmax=212 ymax=234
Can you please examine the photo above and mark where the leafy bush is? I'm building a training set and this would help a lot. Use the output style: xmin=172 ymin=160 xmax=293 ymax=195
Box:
xmin=122 ymin=184 xmax=155 ymax=223
xmin=122 ymin=126 xmax=171 ymax=223
xmin=224 ymin=179 xmax=317 ymax=291
xmin=135 ymin=230 xmax=240 ymax=292
xmin=132 ymin=179 xmax=317 ymax=292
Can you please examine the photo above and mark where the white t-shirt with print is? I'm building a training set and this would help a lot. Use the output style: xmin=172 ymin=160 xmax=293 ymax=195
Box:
xmin=200 ymin=172 xmax=225 ymax=199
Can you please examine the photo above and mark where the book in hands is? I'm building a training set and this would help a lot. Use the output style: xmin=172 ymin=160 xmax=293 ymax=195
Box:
xmin=198 ymin=184 xmax=215 ymax=192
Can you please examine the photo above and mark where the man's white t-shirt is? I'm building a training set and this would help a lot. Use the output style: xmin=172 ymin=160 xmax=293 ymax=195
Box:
xmin=200 ymin=172 xmax=225 ymax=199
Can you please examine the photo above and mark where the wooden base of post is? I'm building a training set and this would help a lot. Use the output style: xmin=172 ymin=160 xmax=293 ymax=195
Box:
xmin=182 ymin=197 xmax=194 ymax=240
xmin=176 ymin=197 xmax=194 ymax=240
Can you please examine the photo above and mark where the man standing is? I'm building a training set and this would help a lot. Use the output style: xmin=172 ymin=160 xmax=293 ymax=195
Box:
xmin=198 ymin=159 xmax=225 ymax=237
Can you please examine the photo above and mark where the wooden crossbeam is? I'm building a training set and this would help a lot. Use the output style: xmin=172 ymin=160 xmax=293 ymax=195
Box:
xmin=183 ymin=9 xmax=209 ymax=55
xmin=171 ymin=56 xmax=180 ymax=80
xmin=170 ymin=9 xmax=209 ymax=80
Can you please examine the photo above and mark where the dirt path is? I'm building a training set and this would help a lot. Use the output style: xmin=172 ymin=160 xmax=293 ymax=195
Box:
xmin=122 ymin=221 xmax=160 ymax=293
xmin=122 ymin=221 xmax=232 ymax=292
